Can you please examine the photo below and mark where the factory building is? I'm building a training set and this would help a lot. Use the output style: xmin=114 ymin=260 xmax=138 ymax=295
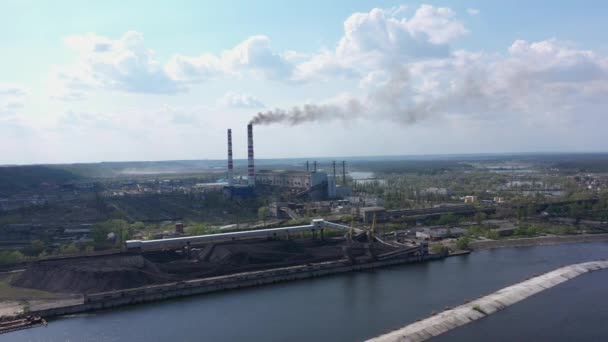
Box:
xmin=415 ymin=227 xmax=467 ymax=241
xmin=256 ymin=170 xmax=351 ymax=200
xmin=221 ymin=124 xmax=351 ymax=200
xmin=255 ymin=170 xmax=328 ymax=200
xmin=255 ymin=170 xmax=327 ymax=189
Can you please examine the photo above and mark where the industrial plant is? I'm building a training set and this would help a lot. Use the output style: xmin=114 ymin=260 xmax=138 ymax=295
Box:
xmin=222 ymin=123 xmax=352 ymax=200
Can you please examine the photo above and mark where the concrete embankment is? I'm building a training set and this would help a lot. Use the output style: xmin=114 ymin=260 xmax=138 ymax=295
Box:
xmin=367 ymin=259 xmax=608 ymax=342
xmin=26 ymin=254 xmax=444 ymax=319
xmin=470 ymin=233 xmax=608 ymax=250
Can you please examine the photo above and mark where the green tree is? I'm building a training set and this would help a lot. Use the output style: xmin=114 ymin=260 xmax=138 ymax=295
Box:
xmin=438 ymin=213 xmax=460 ymax=226
xmin=456 ymin=236 xmax=470 ymax=250
xmin=60 ymin=243 xmax=79 ymax=255
xmin=258 ymin=207 xmax=270 ymax=225
xmin=92 ymin=219 xmax=130 ymax=248
xmin=475 ymin=212 xmax=487 ymax=225
xmin=486 ymin=230 xmax=499 ymax=240
xmin=24 ymin=239 xmax=46 ymax=256
xmin=431 ymin=244 xmax=449 ymax=255
xmin=527 ymin=225 xmax=539 ymax=236
xmin=131 ymin=221 xmax=146 ymax=230
xmin=0 ymin=250 xmax=25 ymax=265
xmin=568 ymin=203 xmax=584 ymax=224
xmin=526 ymin=204 xmax=537 ymax=218
xmin=515 ymin=225 xmax=530 ymax=236
xmin=188 ymin=223 xmax=211 ymax=236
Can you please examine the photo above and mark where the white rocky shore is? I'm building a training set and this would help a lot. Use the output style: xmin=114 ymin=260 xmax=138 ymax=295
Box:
xmin=367 ymin=259 xmax=608 ymax=342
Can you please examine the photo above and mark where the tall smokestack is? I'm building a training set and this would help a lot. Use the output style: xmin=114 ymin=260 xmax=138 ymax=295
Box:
xmin=247 ymin=124 xmax=255 ymax=186
xmin=227 ymin=128 xmax=233 ymax=185
xmin=333 ymin=161 xmax=336 ymax=179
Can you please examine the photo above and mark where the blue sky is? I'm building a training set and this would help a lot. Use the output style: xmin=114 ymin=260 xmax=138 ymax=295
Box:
xmin=1 ymin=1 xmax=608 ymax=164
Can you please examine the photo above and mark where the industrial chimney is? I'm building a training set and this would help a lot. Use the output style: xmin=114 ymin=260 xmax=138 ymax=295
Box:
xmin=247 ymin=124 xmax=255 ymax=186
xmin=227 ymin=128 xmax=234 ymax=185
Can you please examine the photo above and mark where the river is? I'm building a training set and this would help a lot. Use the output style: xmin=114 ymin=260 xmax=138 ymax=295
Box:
xmin=9 ymin=242 xmax=608 ymax=342
xmin=435 ymin=268 xmax=608 ymax=342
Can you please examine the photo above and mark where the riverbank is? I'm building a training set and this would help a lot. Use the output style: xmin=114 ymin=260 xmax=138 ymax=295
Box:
xmin=10 ymin=242 xmax=608 ymax=342
xmin=14 ymin=252 xmax=447 ymax=320
xmin=469 ymin=233 xmax=608 ymax=250
xmin=367 ymin=259 xmax=608 ymax=342
xmin=0 ymin=271 xmax=82 ymax=321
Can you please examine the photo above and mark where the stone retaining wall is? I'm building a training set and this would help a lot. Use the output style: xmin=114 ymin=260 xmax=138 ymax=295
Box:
xmin=29 ymin=254 xmax=443 ymax=319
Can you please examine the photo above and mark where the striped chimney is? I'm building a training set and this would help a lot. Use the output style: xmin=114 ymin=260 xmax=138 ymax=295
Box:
xmin=227 ymin=128 xmax=233 ymax=185
xmin=247 ymin=123 xmax=255 ymax=186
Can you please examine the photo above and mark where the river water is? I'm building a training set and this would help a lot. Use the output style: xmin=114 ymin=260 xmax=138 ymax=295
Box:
xmin=9 ymin=242 xmax=608 ymax=342
xmin=435 ymin=268 xmax=608 ymax=342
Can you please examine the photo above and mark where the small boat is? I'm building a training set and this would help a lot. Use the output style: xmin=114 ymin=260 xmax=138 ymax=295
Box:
xmin=0 ymin=316 xmax=47 ymax=334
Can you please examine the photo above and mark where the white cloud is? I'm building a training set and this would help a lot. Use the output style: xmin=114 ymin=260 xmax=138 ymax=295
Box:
xmin=52 ymin=33 xmax=293 ymax=100
xmin=19 ymin=4 xmax=608 ymax=163
xmin=506 ymin=39 xmax=607 ymax=83
xmin=0 ymin=83 xmax=27 ymax=118
xmin=0 ymin=84 xmax=26 ymax=97
xmin=51 ymin=5 xmax=469 ymax=96
xmin=166 ymin=35 xmax=292 ymax=82
xmin=255 ymin=35 xmax=608 ymax=133
xmin=407 ymin=5 xmax=469 ymax=44
xmin=359 ymin=70 xmax=390 ymax=89
xmin=53 ymin=31 xmax=181 ymax=98
xmin=294 ymin=5 xmax=468 ymax=81
xmin=467 ymin=8 xmax=480 ymax=16
xmin=218 ymin=91 xmax=265 ymax=109
xmin=429 ymin=38 xmax=608 ymax=123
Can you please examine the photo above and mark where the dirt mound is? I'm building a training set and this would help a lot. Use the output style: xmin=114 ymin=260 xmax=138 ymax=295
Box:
xmin=12 ymin=255 xmax=175 ymax=294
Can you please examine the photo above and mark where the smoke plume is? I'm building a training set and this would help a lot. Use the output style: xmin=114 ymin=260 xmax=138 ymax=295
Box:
xmin=248 ymin=57 xmax=565 ymax=127
xmin=248 ymin=68 xmax=473 ymax=126
xmin=249 ymin=101 xmax=364 ymax=125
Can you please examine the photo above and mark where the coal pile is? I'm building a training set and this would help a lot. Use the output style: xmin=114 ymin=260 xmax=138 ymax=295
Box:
xmin=146 ymin=239 xmax=350 ymax=280
xmin=13 ymin=238 xmax=391 ymax=294
xmin=12 ymin=255 xmax=175 ymax=294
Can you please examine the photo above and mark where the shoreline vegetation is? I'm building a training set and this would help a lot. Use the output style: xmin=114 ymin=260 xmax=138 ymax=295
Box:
xmin=467 ymin=233 xmax=608 ymax=250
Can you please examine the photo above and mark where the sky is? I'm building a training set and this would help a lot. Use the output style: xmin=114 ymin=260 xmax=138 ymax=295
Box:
xmin=2 ymin=0 xmax=608 ymax=164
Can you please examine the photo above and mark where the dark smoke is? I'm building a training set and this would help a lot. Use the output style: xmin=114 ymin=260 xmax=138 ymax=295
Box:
xmin=248 ymin=68 xmax=488 ymax=126
xmin=250 ymin=100 xmax=364 ymax=126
